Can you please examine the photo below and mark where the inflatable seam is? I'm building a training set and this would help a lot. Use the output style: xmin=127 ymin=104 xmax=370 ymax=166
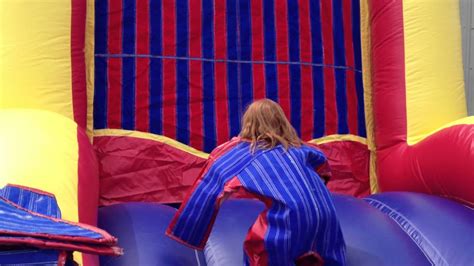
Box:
xmin=194 ymin=250 xmax=202 ymax=266
xmin=364 ymin=198 xmax=446 ymax=266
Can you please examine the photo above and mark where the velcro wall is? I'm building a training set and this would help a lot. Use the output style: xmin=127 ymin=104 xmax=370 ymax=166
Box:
xmin=92 ymin=0 xmax=370 ymax=205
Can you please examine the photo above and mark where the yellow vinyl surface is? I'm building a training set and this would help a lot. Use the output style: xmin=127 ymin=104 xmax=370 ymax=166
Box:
xmin=0 ymin=110 xmax=79 ymax=223
xmin=0 ymin=0 xmax=74 ymax=120
xmin=403 ymin=0 xmax=467 ymax=144
xmin=86 ymin=0 xmax=95 ymax=137
xmin=360 ymin=0 xmax=378 ymax=193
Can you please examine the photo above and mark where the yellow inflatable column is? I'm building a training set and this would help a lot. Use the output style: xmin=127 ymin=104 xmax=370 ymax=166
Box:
xmin=0 ymin=110 xmax=99 ymax=265
xmin=0 ymin=0 xmax=93 ymax=132
xmin=403 ymin=0 xmax=467 ymax=144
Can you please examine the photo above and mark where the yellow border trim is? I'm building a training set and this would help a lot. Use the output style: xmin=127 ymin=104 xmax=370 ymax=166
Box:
xmin=308 ymin=134 xmax=367 ymax=145
xmin=85 ymin=0 xmax=95 ymax=139
xmin=93 ymin=129 xmax=209 ymax=159
xmin=360 ymin=0 xmax=378 ymax=193
xmin=93 ymin=130 xmax=371 ymax=161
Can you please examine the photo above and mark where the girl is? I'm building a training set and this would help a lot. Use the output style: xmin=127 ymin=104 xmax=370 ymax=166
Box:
xmin=167 ymin=99 xmax=346 ymax=266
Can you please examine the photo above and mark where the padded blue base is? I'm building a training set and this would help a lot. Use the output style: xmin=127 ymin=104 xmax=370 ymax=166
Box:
xmin=98 ymin=193 xmax=474 ymax=266
xmin=0 ymin=249 xmax=75 ymax=266
xmin=205 ymin=200 xmax=264 ymax=266
xmin=98 ymin=203 xmax=206 ymax=266
xmin=366 ymin=192 xmax=474 ymax=266
xmin=333 ymin=195 xmax=429 ymax=266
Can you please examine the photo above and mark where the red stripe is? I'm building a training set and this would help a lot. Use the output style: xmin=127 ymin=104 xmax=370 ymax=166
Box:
xmin=71 ymin=0 xmax=87 ymax=129
xmin=135 ymin=0 xmax=150 ymax=132
xmin=252 ymin=65 xmax=265 ymax=100
xmin=77 ymin=126 xmax=100 ymax=266
xmin=251 ymin=0 xmax=265 ymax=100
xmin=275 ymin=0 xmax=290 ymax=118
xmin=189 ymin=0 xmax=204 ymax=150
xmin=107 ymin=0 xmax=123 ymax=129
xmin=343 ymin=0 xmax=358 ymax=135
xmin=58 ymin=252 xmax=68 ymax=266
xmin=299 ymin=0 xmax=314 ymax=141
xmin=162 ymin=1 xmax=177 ymax=138
xmin=214 ymin=0 xmax=230 ymax=145
xmin=321 ymin=0 xmax=337 ymax=135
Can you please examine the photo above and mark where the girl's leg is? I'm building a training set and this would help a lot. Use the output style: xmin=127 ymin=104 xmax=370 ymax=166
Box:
xmin=243 ymin=249 xmax=251 ymax=266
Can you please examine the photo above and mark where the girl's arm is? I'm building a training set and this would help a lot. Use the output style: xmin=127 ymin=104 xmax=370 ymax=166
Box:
xmin=166 ymin=138 xmax=241 ymax=249
xmin=165 ymin=165 xmax=225 ymax=250
xmin=304 ymin=143 xmax=332 ymax=185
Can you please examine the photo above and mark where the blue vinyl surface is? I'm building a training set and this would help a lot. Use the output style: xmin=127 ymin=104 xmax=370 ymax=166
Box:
xmin=98 ymin=193 xmax=474 ymax=266
xmin=0 ymin=185 xmax=61 ymax=218
xmin=98 ymin=203 xmax=205 ymax=266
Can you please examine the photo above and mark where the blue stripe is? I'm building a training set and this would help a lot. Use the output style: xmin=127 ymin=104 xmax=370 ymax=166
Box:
xmin=122 ymin=56 xmax=136 ymax=130
xmin=176 ymin=0 xmax=189 ymax=144
xmin=0 ymin=199 xmax=102 ymax=239
xmin=202 ymin=0 xmax=216 ymax=152
xmin=263 ymin=0 xmax=278 ymax=101
xmin=355 ymin=71 xmax=365 ymax=137
xmin=227 ymin=0 xmax=240 ymax=137
xmin=95 ymin=0 xmax=108 ymax=54
xmin=94 ymin=56 xmax=108 ymax=129
xmin=150 ymin=58 xmax=163 ymax=134
xmin=309 ymin=0 xmax=325 ymax=138
xmin=93 ymin=0 xmax=108 ymax=129
xmin=351 ymin=0 xmax=362 ymax=73
xmin=0 ymin=249 xmax=62 ymax=265
xmin=0 ymin=186 xmax=61 ymax=218
xmin=149 ymin=0 xmax=162 ymax=134
xmin=352 ymin=0 xmax=366 ymax=137
xmin=333 ymin=0 xmax=349 ymax=134
xmin=239 ymin=0 xmax=253 ymax=113
xmin=121 ymin=0 xmax=136 ymax=130
xmin=94 ymin=1 xmax=108 ymax=129
xmin=122 ymin=0 xmax=136 ymax=54
xmin=226 ymin=0 xmax=238 ymax=61
xmin=287 ymin=0 xmax=301 ymax=136
xmin=265 ymin=203 xmax=285 ymax=265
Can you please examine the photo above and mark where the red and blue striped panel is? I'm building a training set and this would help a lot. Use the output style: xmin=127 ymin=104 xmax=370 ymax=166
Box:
xmin=94 ymin=0 xmax=366 ymax=153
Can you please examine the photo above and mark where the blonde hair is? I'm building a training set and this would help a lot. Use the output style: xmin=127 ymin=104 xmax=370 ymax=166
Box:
xmin=239 ymin=99 xmax=302 ymax=151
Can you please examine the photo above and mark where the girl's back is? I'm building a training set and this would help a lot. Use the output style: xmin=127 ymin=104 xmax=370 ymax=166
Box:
xmin=235 ymin=144 xmax=345 ymax=265
xmin=167 ymin=99 xmax=346 ymax=265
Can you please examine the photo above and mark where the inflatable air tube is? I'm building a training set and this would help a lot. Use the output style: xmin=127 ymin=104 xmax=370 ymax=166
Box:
xmin=366 ymin=192 xmax=474 ymax=266
xmin=204 ymin=197 xmax=429 ymax=266
xmin=98 ymin=203 xmax=206 ymax=266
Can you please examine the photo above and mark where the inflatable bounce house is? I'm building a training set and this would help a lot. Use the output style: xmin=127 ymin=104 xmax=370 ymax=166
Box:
xmin=1 ymin=0 xmax=473 ymax=265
